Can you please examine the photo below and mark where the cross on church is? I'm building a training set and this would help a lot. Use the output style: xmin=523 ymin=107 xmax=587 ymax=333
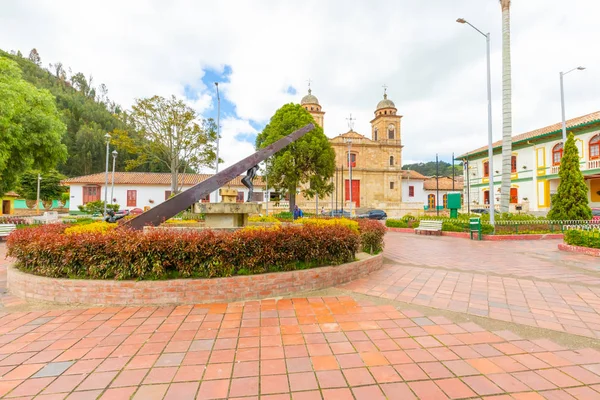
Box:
xmin=346 ymin=113 xmax=355 ymax=131
xmin=307 ymin=79 xmax=312 ymax=89
xmin=382 ymin=84 xmax=388 ymax=96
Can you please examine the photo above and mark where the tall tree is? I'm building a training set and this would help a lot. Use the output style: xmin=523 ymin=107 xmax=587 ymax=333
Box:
xmin=118 ymin=95 xmax=218 ymax=193
xmin=500 ymin=0 xmax=513 ymax=212
xmin=0 ymin=57 xmax=67 ymax=195
xmin=256 ymin=103 xmax=335 ymax=212
xmin=548 ymin=133 xmax=592 ymax=221
xmin=28 ymin=48 xmax=41 ymax=66
xmin=18 ymin=170 xmax=66 ymax=201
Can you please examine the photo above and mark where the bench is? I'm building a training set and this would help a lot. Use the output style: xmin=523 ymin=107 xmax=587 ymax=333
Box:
xmin=0 ymin=224 xmax=17 ymax=239
xmin=415 ymin=220 xmax=443 ymax=236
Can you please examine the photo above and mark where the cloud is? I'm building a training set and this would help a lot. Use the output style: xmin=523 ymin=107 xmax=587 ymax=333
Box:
xmin=2 ymin=0 xmax=599 ymax=168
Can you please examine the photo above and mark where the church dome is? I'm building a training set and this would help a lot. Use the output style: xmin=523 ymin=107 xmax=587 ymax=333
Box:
xmin=376 ymin=92 xmax=396 ymax=110
xmin=301 ymin=88 xmax=319 ymax=105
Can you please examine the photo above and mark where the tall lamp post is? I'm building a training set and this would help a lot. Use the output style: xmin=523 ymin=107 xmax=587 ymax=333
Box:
xmin=214 ymin=82 xmax=221 ymax=203
xmin=103 ymin=133 xmax=111 ymax=216
xmin=457 ymin=18 xmax=495 ymax=226
xmin=36 ymin=174 xmax=42 ymax=215
xmin=111 ymin=150 xmax=118 ymax=205
xmin=345 ymin=139 xmax=353 ymax=217
xmin=560 ymin=67 xmax=585 ymax=142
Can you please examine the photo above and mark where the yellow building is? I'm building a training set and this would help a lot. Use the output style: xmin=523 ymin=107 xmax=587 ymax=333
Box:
xmin=298 ymin=89 xmax=422 ymax=216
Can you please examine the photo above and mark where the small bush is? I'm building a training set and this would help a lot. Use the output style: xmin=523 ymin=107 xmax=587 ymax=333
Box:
xmin=64 ymin=222 xmax=117 ymax=235
xmin=297 ymin=217 xmax=359 ymax=233
xmin=77 ymin=201 xmax=119 ymax=215
xmin=7 ymin=223 xmax=360 ymax=280
xmin=357 ymin=219 xmax=386 ymax=254
xmin=249 ymin=215 xmax=281 ymax=224
xmin=564 ymin=229 xmax=600 ymax=249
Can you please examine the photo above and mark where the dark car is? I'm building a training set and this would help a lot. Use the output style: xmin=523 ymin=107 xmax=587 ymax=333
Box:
xmin=359 ymin=209 xmax=387 ymax=220
xmin=470 ymin=208 xmax=489 ymax=215
xmin=328 ymin=209 xmax=351 ymax=218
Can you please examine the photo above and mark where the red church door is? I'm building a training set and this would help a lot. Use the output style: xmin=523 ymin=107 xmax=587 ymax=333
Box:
xmin=345 ymin=179 xmax=360 ymax=207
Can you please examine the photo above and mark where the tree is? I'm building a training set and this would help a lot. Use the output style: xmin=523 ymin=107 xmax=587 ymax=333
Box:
xmin=0 ymin=57 xmax=67 ymax=195
xmin=28 ymin=48 xmax=41 ymax=65
xmin=256 ymin=103 xmax=335 ymax=212
xmin=548 ymin=133 xmax=592 ymax=221
xmin=499 ymin=0 xmax=513 ymax=212
xmin=402 ymin=161 xmax=463 ymax=177
xmin=18 ymin=170 xmax=66 ymax=201
xmin=118 ymin=95 xmax=218 ymax=193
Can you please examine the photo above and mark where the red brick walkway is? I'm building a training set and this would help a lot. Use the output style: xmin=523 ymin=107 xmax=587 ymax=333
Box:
xmin=0 ymin=297 xmax=599 ymax=399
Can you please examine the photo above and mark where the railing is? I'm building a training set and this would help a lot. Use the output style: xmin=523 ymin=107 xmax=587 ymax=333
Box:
xmin=495 ymin=219 xmax=600 ymax=234
xmin=588 ymin=160 xmax=600 ymax=170
xmin=551 ymin=165 xmax=560 ymax=174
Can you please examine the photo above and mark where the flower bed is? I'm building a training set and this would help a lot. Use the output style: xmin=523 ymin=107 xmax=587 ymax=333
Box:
xmin=6 ymin=221 xmax=383 ymax=280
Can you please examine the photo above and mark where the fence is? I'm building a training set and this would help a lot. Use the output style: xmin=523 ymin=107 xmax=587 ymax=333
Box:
xmin=494 ymin=220 xmax=600 ymax=234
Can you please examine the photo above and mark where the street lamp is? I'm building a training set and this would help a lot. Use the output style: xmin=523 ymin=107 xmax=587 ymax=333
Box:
xmin=560 ymin=66 xmax=585 ymax=142
xmin=214 ymin=82 xmax=221 ymax=203
xmin=457 ymin=17 xmax=495 ymax=226
xmin=345 ymin=139 xmax=353 ymax=216
xmin=111 ymin=150 xmax=118 ymax=205
xmin=103 ymin=133 xmax=111 ymax=216
xmin=36 ymin=174 xmax=42 ymax=215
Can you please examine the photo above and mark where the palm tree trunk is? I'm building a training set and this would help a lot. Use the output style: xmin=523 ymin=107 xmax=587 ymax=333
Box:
xmin=500 ymin=0 xmax=512 ymax=212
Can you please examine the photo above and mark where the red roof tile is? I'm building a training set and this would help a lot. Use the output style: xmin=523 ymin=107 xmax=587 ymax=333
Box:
xmin=61 ymin=172 xmax=265 ymax=187
xmin=423 ymin=177 xmax=464 ymax=191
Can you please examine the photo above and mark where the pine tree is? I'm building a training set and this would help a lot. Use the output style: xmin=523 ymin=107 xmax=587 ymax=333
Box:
xmin=548 ymin=132 xmax=592 ymax=221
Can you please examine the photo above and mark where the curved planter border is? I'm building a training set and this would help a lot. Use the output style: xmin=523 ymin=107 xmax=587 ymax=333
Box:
xmin=7 ymin=253 xmax=383 ymax=306
xmin=388 ymin=227 xmax=563 ymax=241
xmin=558 ymin=243 xmax=600 ymax=257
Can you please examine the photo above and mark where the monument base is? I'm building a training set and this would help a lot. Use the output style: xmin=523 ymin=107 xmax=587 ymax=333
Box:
xmin=194 ymin=202 xmax=261 ymax=228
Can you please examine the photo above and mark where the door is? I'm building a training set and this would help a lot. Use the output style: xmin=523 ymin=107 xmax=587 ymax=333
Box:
xmin=2 ymin=200 xmax=10 ymax=215
xmin=443 ymin=194 xmax=448 ymax=209
xmin=427 ymin=194 xmax=436 ymax=209
xmin=344 ymin=179 xmax=360 ymax=207
xmin=484 ymin=190 xmax=490 ymax=205
xmin=127 ymin=190 xmax=137 ymax=207
xmin=510 ymin=188 xmax=518 ymax=204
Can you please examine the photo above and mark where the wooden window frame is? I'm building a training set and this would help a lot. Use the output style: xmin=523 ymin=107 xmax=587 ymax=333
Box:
xmin=511 ymin=155 xmax=517 ymax=173
xmin=590 ymin=135 xmax=600 ymax=160
xmin=483 ymin=161 xmax=490 ymax=177
xmin=408 ymin=185 xmax=415 ymax=197
xmin=126 ymin=190 xmax=137 ymax=207
xmin=552 ymin=143 xmax=563 ymax=166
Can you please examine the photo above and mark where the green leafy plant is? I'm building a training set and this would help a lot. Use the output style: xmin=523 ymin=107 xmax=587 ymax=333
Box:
xmin=77 ymin=200 xmax=119 ymax=214
xmin=564 ymin=229 xmax=600 ymax=249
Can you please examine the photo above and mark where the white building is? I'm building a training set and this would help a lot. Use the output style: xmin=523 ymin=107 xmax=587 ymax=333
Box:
xmin=401 ymin=170 xmax=427 ymax=207
xmin=62 ymin=172 xmax=267 ymax=213
xmin=458 ymin=111 xmax=600 ymax=213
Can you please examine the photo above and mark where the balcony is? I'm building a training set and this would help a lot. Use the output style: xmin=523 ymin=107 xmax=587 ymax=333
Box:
xmin=551 ymin=165 xmax=560 ymax=175
xmin=589 ymin=160 xmax=600 ymax=170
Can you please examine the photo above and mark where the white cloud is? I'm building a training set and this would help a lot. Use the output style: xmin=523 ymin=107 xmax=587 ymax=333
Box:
xmin=2 ymin=0 xmax=599 ymax=166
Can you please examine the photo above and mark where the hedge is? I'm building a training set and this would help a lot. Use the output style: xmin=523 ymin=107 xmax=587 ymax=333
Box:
xmin=386 ymin=217 xmax=494 ymax=234
xmin=7 ymin=223 xmax=367 ymax=280
xmin=564 ymin=229 xmax=600 ymax=249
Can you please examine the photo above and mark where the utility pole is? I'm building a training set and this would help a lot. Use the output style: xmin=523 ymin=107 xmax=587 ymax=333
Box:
xmin=345 ymin=113 xmax=355 ymax=217
xmin=36 ymin=174 xmax=41 ymax=215
xmin=436 ymin=153 xmax=439 ymax=217
xmin=214 ymin=82 xmax=221 ymax=203
xmin=111 ymin=150 xmax=118 ymax=205
xmin=103 ymin=133 xmax=111 ymax=216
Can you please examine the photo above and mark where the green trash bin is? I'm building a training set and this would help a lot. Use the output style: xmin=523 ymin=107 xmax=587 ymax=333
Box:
xmin=469 ymin=217 xmax=482 ymax=240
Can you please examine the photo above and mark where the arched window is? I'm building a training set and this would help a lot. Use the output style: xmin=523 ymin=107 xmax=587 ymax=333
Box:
xmin=374 ymin=128 xmax=378 ymax=141
xmin=552 ymin=143 xmax=563 ymax=165
xmin=388 ymin=124 xmax=395 ymax=139
xmin=389 ymin=156 xmax=394 ymax=166
xmin=347 ymin=153 xmax=356 ymax=168
xmin=483 ymin=161 xmax=489 ymax=177
xmin=511 ymin=155 xmax=517 ymax=173
xmin=590 ymin=134 xmax=600 ymax=160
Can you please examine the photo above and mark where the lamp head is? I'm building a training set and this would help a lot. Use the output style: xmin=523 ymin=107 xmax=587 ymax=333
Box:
xmin=104 ymin=133 xmax=111 ymax=139
xmin=456 ymin=18 xmax=467 ymax=24
xmin=214 ymin=82 xmax=218 ymax=87
xmin=112 ymin=150 xmax=118 ymax=157
xmin=577 ymin=66 xmax=586 ymax=70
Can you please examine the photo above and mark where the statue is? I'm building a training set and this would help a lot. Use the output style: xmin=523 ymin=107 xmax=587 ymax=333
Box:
xmin=241 ymin=165 xmax=259 ymax=202
xmin=104 ymin=210 xmax=128 ymax=224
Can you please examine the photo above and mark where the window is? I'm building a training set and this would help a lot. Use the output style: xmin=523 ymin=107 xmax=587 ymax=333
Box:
xmin=374 ymin=128 xmax=378 ymax=141
xmin=427 ymin=194 xmax=436 ymax=209
xmin=484 ymin=190 xmax=490 ymax=205
xmin=483 ymin=161 xmax=490 ymax=177
xmin=388 ymin=124 xmax=395 ymax=139
xmin=347 ymin=153 xmax=356 ymax=167
xmin=390 ymin=182 xmax=394 ymax=189
xmin=511 ymin=155 xmax=517 ymax=173
xmin=126 ymin=190 xmax=137 ymax=207
xmin=200 ymin=193 xmax=210 ymax=203
xmin=552 ymin=143 xmax=564 ymax=165
xmin=590 ymin=134 xmax=600 ymax=160
xmin=408 ymin=186 xmax=415 ymax=197
xmin=82 ymin=186 xmax=100 ymax=204
xmin=236 ymin=191 xmax=244 ymax=203
xmin=389 ymin=156 xmax=394 ymax=166
xmin=443 ymin=194 xmax=448 ymax=209
xmin=165 ymin=190 xmax=172 ymax=201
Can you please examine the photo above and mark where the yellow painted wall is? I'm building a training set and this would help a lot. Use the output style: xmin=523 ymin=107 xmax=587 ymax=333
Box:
xmin=591 ymin=179 xmax=600 ymax=202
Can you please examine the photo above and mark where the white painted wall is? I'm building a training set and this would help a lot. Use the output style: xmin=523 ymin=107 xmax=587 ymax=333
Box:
xmin=68 ymin=183 xmax=264 ymax=212
xmin=402 ymin=179 xmax=426 ymax=205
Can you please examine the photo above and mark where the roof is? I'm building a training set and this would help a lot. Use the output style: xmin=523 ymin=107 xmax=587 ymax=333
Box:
xmin=61 ymin=172 xmax=265 ymax=187
xmin=459 ymin=111 xmax=600 ymax=159
xmin=423 ymin=176 xmax=464 ymax=191
xmin=376 ymin=93 xmax=396 ymax=110
xmin=400 ymin=170 xmax=427 ymax=180
xmin=2 ymin=191 xmax=19 ymax=198
xmin=330 ymin=130 xmax=371 ymax=142
xmin=301 ymin=89 xmax=319 ymax=105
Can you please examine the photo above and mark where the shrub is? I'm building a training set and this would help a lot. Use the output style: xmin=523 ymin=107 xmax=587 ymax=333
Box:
xmin=249 ymin=215 xmax=281 ymax=224
xmin=386 ymin=219 xmax=408 ymax=228
xmin=273 ymin=211 xmax=293 ymax=221
xmin=77 ymin=201 xmax=119 ymax=215
xmin=297 ymin=217 xmax=359 ymax=233
xmin=357 ymin=219 xmax=386 ymax=254
xmin=7 ymin=223 xmax=360 ymax=280
xmin=64 ymin=221 xmax=117 ymax=235
xmin=564 ymin=229 xmax=600 ymax=249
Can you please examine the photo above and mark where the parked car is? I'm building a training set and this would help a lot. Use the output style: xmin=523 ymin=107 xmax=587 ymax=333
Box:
xmin=328 ymin=209 xmax=351 ymax=218
xmin=470 ymin=208 xmax=489 ymax=215
xmin=592 ymin=208 xmax=600 ymax=222
xmin=358 ymin=209 xmax=387 ymax=220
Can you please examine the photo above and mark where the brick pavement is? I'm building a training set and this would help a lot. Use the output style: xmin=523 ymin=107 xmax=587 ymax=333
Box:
xmin=0 ymin=297 xmax=598 ymax=399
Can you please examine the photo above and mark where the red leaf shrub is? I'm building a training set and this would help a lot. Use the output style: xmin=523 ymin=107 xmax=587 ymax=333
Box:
xmin=357 ymin=219 xmax=387 ymax=254
xmin=7 ymin=224 xmax=360 ymax=280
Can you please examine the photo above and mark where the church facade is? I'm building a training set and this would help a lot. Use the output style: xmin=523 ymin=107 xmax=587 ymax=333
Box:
xmin=297 ymin=89 xmax=423 ymax=216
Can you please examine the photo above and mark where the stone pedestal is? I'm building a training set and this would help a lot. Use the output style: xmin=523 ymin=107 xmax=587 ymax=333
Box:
xmin=194 ymin=202 xmax=261 ymax=228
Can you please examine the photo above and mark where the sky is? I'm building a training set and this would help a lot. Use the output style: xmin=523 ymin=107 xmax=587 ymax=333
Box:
xmin=2 ymin=0 xmax=599 ymax=170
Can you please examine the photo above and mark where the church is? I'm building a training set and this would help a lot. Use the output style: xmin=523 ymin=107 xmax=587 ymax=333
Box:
xmin=297 ymin=88 xmax=423 ymax=216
